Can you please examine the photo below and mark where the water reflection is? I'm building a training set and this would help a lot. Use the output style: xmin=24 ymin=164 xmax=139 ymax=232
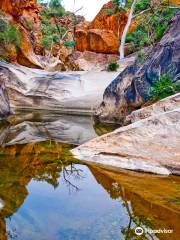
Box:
xmin=90 ymin=166 xmax=180 ymax=240
xmin=0 ymin=112 xmax=180 ymax=240
xmin=0 ymin=111 xmax=98 ymax=146
xmin=0 ymin=142 xmax=179 ymax=240
xmin=0 ymin=141 xmax=77 ymax=239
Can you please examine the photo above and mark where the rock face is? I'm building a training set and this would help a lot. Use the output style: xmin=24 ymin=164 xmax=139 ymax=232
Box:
xmin=0 ymin=0 xmax=44 ymax=68
xmin=0 ymin=75 xmax=10 ymax=120
xmin=72 ymin=106 xmax=180 ymax=175
xmin=75 ymin=1 xmax=135 ymax=54
xmin=76 ymin=29 xmax=120 ymax=54
xmin=95 ymin=11 xmax=180 ymax=123
xmin=72 ymin=51 xmax=135 ymax=71
xmin=0 ymin=1 xmax=81 ymax=70
xmin=125 ymin=93 xmax=180 ymax=125
xmin=0 ymin=62 xmax=119 ymax=113
xmin=0 ymin=0 xmax=36 ymax=17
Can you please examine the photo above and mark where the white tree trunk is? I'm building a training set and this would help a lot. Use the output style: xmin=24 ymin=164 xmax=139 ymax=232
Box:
xmin=119 ymin=0 xmax=137 ymax=59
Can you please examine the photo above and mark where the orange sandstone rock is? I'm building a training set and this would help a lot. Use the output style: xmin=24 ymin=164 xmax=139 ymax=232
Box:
xmin=0 ymin=0 xmax=36 ymax=17
xmin=75 ymin=1 xmax=136 ymax=54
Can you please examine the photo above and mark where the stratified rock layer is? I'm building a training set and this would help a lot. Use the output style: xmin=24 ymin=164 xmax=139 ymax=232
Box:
xmin=95 ymin=11 xmax=180 ymax=123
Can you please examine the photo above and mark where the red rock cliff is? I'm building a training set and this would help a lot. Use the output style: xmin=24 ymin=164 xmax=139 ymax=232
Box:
xmin=75 ymin=1 xmax=136 ymax=54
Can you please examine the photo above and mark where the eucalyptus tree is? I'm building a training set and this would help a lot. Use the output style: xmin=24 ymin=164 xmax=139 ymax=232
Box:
xmin=118 ymin=0 xmax=137 ymax=59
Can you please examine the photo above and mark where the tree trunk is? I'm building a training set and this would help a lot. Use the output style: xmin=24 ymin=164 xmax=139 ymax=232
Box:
xmin=119 ymin=0 xmax=137 ymax=59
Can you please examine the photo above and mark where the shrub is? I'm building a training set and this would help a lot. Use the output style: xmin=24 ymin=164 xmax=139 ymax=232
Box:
xmin=135 ymin=0 xmax=150 ymax=13
xmin=149 ymin=74 xmax=179 ymax=100
xmin=107 ymin=61 xmax=119 ymax=71
xmin=63 ymin=40 xmax=75 ymax=47
xmin=49 ymin=0 xmax=65 ymax=17
xmin=138 ymin=50 xmax=146 ymax=63
xmin=41 ymin=35 xmax=53 ymax=50
xmin=0 ymin=20 xmax=21 ymax=48
xmin=104 ymin=8 xmax=117 ymax=16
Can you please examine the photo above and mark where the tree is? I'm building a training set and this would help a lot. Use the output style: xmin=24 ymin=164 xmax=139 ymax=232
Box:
xmin=119 ymin=0 xmax=137 ymax=59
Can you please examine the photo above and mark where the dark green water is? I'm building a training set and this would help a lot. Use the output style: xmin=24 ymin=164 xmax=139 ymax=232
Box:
xmin=0 ymin=111 xmax=179 ymax=240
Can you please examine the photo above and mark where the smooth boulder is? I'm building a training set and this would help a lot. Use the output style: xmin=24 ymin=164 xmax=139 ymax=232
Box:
xmin=72 ymin=108 xmax=180 ymax=175
xmin=0 ymin=62 xmax=119 ymax=113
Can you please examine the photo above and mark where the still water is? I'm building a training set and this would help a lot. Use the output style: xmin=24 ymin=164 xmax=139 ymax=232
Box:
xmin=0 ymin=111 xmax=179 ymax=240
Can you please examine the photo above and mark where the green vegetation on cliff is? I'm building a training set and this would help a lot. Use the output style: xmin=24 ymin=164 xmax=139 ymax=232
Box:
xmin=126 ymin=2 xmax=178 ymax=51
xmin=149 ymin=74 xmax=180 ymax=101
xmin=0 ymin=19 xmax=21 ymax=60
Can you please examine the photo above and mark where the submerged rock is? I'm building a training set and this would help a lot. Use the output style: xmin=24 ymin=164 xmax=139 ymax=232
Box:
xmin=95 ymin=11 xmax=180 ymax=123
xmin=72 ymin=107 xmax=180 ymax=175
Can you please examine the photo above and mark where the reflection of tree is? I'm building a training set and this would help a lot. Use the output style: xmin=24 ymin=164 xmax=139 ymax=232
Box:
xmin=110 ymin=183 xmax=155 ymax=240
xmin=0 ymin=141 xmax=84 ymax=240
xmin=89 ymin=166 xmax=159 ymax=240
xmin=62 ymin=163 xmax=84 ymax=193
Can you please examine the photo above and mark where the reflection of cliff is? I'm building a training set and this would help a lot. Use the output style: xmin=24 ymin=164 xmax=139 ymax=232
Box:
xmin=0 ymin=141 xmax=74 ymax=239
xmin=0 ymin=111 xmax=97 ymax=146
xmin=89 ymin=166 xmax=180 ymax=240
xmin=0 ymin=218 xmax=6 ymax=240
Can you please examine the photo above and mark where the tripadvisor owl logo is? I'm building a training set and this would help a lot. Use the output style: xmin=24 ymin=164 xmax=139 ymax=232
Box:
xmin=135 ymin=227 xmax=144 ymax=236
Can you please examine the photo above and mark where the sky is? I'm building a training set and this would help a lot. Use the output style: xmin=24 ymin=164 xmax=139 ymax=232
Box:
xmin=62 ymin=0 xmax=109 ymax=21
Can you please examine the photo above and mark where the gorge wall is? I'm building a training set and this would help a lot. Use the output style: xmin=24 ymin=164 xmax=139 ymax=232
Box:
xmin=0 ymin=0 xmax=136 ymax=70
xmin=75 ymin=1 xmax=136 ymax=54
xmin=95 ymin=11 xmax=180 ymax=123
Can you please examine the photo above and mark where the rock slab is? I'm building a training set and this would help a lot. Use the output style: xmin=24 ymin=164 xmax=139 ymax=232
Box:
xmin=72 ymin=106 xmax=180 ymax=175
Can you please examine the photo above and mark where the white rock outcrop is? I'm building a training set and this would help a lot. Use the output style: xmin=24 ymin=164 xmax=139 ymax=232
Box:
xmin=72 ymin=106 xmax=180 ymax=175
xmin=0 ymin=62 xmax=119 ymax=114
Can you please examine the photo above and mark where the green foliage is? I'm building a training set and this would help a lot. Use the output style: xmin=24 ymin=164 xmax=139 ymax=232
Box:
xmin=41 ymin=23 xmax=60 ymax=50
xmin=107 ymin=61 xmax=119 ymax=71
xmin=156 ymin=25 xmax=166 ymax=40
xmin=104 ymin=8 xmax=117 ymax=16
xmin=0 ymin=19 xmax=21 ymax=48
xmin=135 ymin=0 xmax=150 ymax=13
xmin=112 ymin=0 xmax=120 ymax=5
xmin=49 ymin=0 xmax=65 ymax=17
xmin=149 ymin=74 xmax=179 ymax=101
xmin=126 ymin=8 xmax=177 ymax=51
xmin=49 ymin=0 xmax=62 ymax=9
xmin=40 ymin=8 xmax=66 ymax=50
xmin=63 ymin=40 xmax=75 ymax=47
xmin=137 ymin=49 xmax=145 ymax=63
xmin=126 ymin=25 xmax=151 ymax=50
xmin=41 ymin=36 xmax=53 ymax=50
